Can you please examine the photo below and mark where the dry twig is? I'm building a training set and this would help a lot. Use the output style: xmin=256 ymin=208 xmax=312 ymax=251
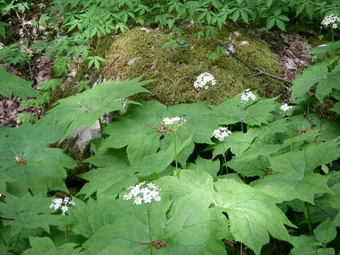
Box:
xmin=218 ymin=40 xmax=292 ymax=84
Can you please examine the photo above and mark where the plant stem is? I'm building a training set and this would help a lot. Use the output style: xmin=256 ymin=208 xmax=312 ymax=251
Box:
xmin=0 ymin=233 xmax=7 ymax=246
xmin=98 ymin=117 xmax=107 ymax=139
xmin=14 ymin=231 xmax=21 ymax=251
xmin=173 ymin=132 xmax=179 ymax=177
xmin=146 ymin=205 xmax=153 ymax=255
xmin=222 ymin=142 xmax=228 ymax=174
xmin=302 ymin=201 xmax=313 ymax=235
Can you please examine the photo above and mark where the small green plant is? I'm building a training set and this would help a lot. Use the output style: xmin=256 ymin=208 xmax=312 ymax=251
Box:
xmin=86 ymin=56 xmax=106 ymax=71
xmin=123 ymin=182 xmax=161 ymax=254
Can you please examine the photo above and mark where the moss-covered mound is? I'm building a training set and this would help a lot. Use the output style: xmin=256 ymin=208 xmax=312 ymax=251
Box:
xmin=95 ymin=27 xmax=283 ymax=106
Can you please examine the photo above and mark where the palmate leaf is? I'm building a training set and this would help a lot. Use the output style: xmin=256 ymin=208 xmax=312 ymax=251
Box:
xmin=164 ymin=170 xmax=293 ymax=255
xmin=0 ymin=67 xmax=40 ymax=99
xmin=67 ymin=198 xmax=121 ymax=238
xmin=45 ymin=76 xmax=151 ymax=140
xmin=23 ymin=237 xmax=81 ymax=255
xmin=316 ymin=65 xmax=340 ymax=101
xmin=212 ymin=92 xmax=277 ymax=126
xmin=102 ymin=100 xmax=220 ymax=163
xmin=0 ymin=193 xmax=61 ymax=238
xmin=0 ymin=121 xmax=76 ymax=196
xmin=78 ymin=148 xmax=136 ymax=199
xmin=255 ymin=138 xmax=340 ymax=203
xmin=214 ymin=178 xmax=294 ymax=255
xmin=290 ymin=62 xmax=328 ymax=100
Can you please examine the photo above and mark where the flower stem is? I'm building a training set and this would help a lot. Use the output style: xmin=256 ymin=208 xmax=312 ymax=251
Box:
xmin=173 ymin=132 xmax=179 ymax=177
xmin=222 ymin=142 xmax=228 ymax=174
xmin=146 ymin=205 xmax=153 ymax=255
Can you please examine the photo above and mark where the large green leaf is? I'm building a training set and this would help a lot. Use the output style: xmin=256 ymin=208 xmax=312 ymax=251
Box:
xmin=255 ymin=138 xmax=340 ymax=203
xmin=214 ymin=178 xmax=294 ymax=255
xmin=316 ymin=65 xmax=340 ymax=101
xmin=0 ymin=67 xmax=40 ymax=99
xmin=0 ymin=193 xmax=61 ymax=238
xmin=213 ymin=92 xmax=277 ymax=126
xmin=78 ymin=167 xmax=137 ymax=199
xmin=164 ymin=170 xmax=293 ymax=255
xmin=45 ymin=77 xmax=151 ymax=140
xmin=78 ymin=148 xmax=135 ymax=198
xmin=290 ymin=62 xmax=328 ymax=100
xmin=314 ymin=218 xmax=337 ymax=245
xmin=23 ymin=237 xmax=81 ymax=255
xmin=0 ymin=121 xmax=76 ymax=196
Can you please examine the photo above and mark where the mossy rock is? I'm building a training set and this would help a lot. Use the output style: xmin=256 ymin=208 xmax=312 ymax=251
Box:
xmin=95 ymin=27 xmax=284 ymax=106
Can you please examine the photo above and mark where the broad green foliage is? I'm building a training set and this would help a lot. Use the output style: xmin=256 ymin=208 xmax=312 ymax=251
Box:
xmin=23 ymin=237 xmax=81 ymax=255
xmin=290 ymin=62 xmax=340 ymax=102
xmin=2 ymin=1 xmax=340 ymax=254
xmin=2 ymin=77 xmax=340 ymax=254
xmin=255 ymin=138 xmax=340 ymax=203
xmin=45 ymin=76 xmax=151 ymax=140
xmin=0 ymin=193 xmax=61 ymax=237
xmin=0 ymin=67 xmax=40 ymax=99
xmin=0 ymin=120 xmax=76 ymax=196
xmin=102 ymin=100 xmax=219 ymax=164
xmin=214 ymin=178 xmax=294 ymax=254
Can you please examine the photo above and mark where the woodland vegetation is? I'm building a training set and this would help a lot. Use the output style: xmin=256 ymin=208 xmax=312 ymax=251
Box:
xmin=1 ymin=1 xmax=340 ymax=254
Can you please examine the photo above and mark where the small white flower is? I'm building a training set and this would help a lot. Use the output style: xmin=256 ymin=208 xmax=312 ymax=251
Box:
xmin=241 ymin=89 xmax=256 ymax=103
xmin=280 ymin=103 xmax=293 ymax=112
xmin=0 ymin=43 xmax=4 ymax=50
xmin=50 ymin=196 xmax=74 ymax=216
xmin=61 ymin=205 xmax=68 ymax=216
xmin=213 ymin=127 xmax=232 ymax=141
xmin=162 ymin=117 xmax=186 ymax=126
xmin=123 ymin=182 xmax=161 ymax=205
xmin=147 ymin=183 xmax=158 ymax=189
xmin=161 ymin=116 xmax=186 ymax=132
xmin=123 ymin=193 xmax=132 ymax=200
xmin=133 ymin=196 xmax=143 ymax=205
xmin=321 ymin=14 xmax=340 ymax=28
xmin=194 ymin=72 xmax=216 ymax=90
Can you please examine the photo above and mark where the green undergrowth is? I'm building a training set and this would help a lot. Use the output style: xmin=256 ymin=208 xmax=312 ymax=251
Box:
xmin=1 ymin=74 xmax=340 ymax=254
xmin=92 ymin=26 xmax=282 ymax=105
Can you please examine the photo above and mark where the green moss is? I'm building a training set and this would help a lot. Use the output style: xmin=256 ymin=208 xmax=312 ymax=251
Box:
xmin=95 ymin=27 xmax=284 ymax=106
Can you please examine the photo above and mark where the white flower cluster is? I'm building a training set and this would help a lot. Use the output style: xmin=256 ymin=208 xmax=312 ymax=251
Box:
xmin=321 ymin=14 xmax=340 ymax=29
xmin=213 ymin=127 xmax=232 ymax=141
xmin=194 ymin=72 xmax=216 ymax=90
xmin=241 ymin=89 xmax=256 ymax=103
xmin=123 ymin=182 xmax=161 ymax=205
xmin=0 ymin=43 xmax=4 ymax=50
xmin=49 ymin=197 xmax=75 ymax=216
xmin=280 ymin=103 xmax=293 ymax=112
xmin=162 ymin=116 xmax=186 ymax=126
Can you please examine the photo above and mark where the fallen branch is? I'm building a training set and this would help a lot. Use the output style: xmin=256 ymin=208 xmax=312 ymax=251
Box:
xmin=218 ymin=40 xmax=292 ymax=84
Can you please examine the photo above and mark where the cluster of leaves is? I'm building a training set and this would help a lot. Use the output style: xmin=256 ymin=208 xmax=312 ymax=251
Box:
xmin=1 ymin=69 xmax=340 ymax=254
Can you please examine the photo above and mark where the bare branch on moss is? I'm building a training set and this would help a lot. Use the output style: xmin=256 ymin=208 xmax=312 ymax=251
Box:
xmin=218 ymin=40 xmax=292 ymax=84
